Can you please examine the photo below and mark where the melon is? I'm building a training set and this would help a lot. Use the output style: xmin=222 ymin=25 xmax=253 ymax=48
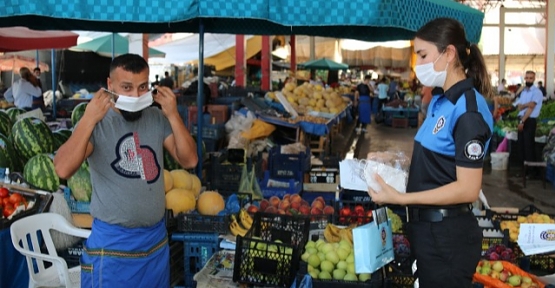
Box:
xmin=68 ymin=161 xmax=92 ymax=201
xmin=197 ymin=191 xmax=225 ymax=216
xmin=190 ymin=174 xmax=201 ymax=197
xmin=165 ymin=188 xmax=196 ymax=214
xmin=71 ymin=102 xmax=88 ymax=127
xmin=0 ymin=110 xmax=13 ymax=137
xmin=23 ymin=153 xmax=60 ymax=192
xmin=163 ymin=169 xmax=173 ymax=193
xmin=12 ymin=117 xmax=54 ymax=162
xmin=6 ymin=107 xmax=26 ymax=123
xmin=52 ymin=130 xmax=70 ymax=151
xmin=0 ymin=133 xmax=17 ymax=172
xmin=171 ymin=169 xmax=193 ymax=190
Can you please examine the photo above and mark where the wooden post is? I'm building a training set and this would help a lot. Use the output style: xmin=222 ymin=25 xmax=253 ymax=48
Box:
xmin=261 ymin=36 xmax=271 ymax=90
xmin=235 ymin=35 xmax=246 ymax=87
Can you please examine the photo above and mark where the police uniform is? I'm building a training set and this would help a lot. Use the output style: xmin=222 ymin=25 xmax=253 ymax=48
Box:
xmin=406 ymin=78 xmax=493 ymax=288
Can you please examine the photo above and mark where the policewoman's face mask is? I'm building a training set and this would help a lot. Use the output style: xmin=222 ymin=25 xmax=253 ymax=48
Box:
xmin=415 ymin=52 xmax=448 ymax=88
xmin=114 ymin=90 xmax=153 ymax=122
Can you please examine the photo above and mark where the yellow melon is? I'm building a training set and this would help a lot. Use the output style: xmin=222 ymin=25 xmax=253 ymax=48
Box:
xmin=163 ymin=169 xmax=173 ymax=193
xmin=197 ymin=191 xmax=225 ymax=216
xmin=165 ymin=188 xmax=196 ymax=214
xmin=171 ymin=169 xmax=193 ymax=190
xmin=190 ymin=175 xmax=202 ymax=197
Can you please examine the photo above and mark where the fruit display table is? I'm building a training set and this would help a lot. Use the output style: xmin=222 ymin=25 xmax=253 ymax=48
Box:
xmin=0 ymin=228 xmax=28 ymax=288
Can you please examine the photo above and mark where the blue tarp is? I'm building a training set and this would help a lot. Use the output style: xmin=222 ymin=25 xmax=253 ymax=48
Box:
xmin=0 ymin=0 xmax=484 ymax=43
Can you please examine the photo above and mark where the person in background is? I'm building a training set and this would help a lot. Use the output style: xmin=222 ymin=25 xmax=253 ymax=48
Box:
xmin=388 ymin=76 xmax=399 ymax=99
xmin=13 ymin=67 xmax=42 ymax=110
xmin=160 ymin=71 xmax=174 ymax=89
xmin=515 ymin=71 xmax=544 ymax=179
xmin=377 ymin=77 xmax=389 ymax=116
xmin=354 ymin=75 xmax=372 ymax=134
xmin=33 ymin=67 xmax=43 ymax=91
xmin=497 ymin=78 xmax=506 ymax=94
xmin=32 ymin=67 xmax=45 ymax=110
xmin=368 ymin=17 xmax=493 ymax=288
xmin=537 ymin=81 xmax=547 ymax=97
xmin=53 ymin=54 xmax=198 ymax=287
xmin=151 ymin=74 xmax=160 ymax=89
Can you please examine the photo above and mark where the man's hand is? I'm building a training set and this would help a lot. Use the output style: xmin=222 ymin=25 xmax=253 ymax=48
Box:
xmin=153 ymin=86 xmax=178 ymax=118
xmin=84 ymin=89 xmax=114 ymax=124
xmin=518 ymin=123 xmax=524 ymax=132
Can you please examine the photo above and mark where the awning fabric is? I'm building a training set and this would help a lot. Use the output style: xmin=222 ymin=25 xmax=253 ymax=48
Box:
xmin=0 ymin=27 xmax=78 ymax=52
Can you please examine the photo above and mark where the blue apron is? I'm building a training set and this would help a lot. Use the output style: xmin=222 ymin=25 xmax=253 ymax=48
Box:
xmin=81 ymin=218 xmax=170 ymax=288
xmin=358 ymin=95 xmax=371 ymax=124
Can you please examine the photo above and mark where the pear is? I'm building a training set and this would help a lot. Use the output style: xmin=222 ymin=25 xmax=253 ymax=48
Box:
xmin=492 ymin=261 xmax=504 ymax=272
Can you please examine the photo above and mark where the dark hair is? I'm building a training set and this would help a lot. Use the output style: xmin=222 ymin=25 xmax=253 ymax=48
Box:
xmin=33 ymin=67 xmax=41 ymax=72
xmin=415 ymin=17 xmax=493 ymax=99
xmin=109 ymin=54 xmax=149 ymax=75
xmin=364 ymin=75 xmax=371 ymax=80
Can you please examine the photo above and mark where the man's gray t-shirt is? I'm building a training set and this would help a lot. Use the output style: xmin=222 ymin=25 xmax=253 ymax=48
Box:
xmin=88 ymin=108 xmax=172 ymax=228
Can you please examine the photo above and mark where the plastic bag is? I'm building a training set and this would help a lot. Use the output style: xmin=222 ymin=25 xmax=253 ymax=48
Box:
xmin=241 ymin=119 xmax=276 ymax=140
xmin=364 ymin=151 xmax=410 ymax=193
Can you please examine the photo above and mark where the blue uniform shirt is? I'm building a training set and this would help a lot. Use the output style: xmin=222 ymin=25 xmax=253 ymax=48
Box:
xmin=407 ymin=78 xmax=493 ymax=205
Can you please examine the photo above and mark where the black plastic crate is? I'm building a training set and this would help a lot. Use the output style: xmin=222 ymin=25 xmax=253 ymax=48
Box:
xmin=296 ymin=262 xmax=384 ymax=288
xmin=58 ymin=240 xmax=85 ymax=268
xmin=481 ymin=228 xmax=509 ymax=258
xmin=233 ymin=212 xmax=311 ymax=287
xmin=340 ymin=189 xmax=371 ymax=202
xmin=488 ymin=205 xmax=543 ymax=222
xmin=207 ymin=156 xmax=244 ymax=196
xmin=333 ymin=199 xmax=376 ymax=226
xmin=169 ymin=239 xmax=185 ymax=287
xmin=269 ymin=145 xmax=311 ymax=179
xmin=176 ymin=212 xmax=230 ymax=234
xmin=511 ymin=243 xmax=555 ymax=275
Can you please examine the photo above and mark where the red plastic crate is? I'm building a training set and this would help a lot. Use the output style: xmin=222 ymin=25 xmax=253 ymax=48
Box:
xmin=187 ymin=105 xmax=229 ymax=129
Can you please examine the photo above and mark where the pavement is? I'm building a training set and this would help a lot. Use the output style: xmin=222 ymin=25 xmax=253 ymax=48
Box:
xmin=330 ymin=117 xmax=555 ymax=215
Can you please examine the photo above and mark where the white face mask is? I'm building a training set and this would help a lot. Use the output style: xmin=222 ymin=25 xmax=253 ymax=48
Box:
xmin=114 ymin=91 xmax=153 ymax=112
xmin=415 ymin=52 xmax=448 ymax=88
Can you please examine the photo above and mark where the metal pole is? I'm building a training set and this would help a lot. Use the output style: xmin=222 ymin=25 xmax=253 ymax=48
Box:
xmin=499 ymin=6 xmax=505 ymax=87
xmin=196 ymin=20 xmax=205 ymax=178
xmin=112 ymin=33 xmax=116 ymax=60
xmin=51 ymin=49 xmax=56 ymax=119
xmin=35 ymin=50 xmax=39 ymax=68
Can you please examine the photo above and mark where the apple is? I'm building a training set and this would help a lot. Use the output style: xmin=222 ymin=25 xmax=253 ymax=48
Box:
xmin=299 ymin=205 xmax=311 ymax=215
xmin=492 ymin=261 xmax=504 ymax=273
xmin=507 ymin=275 xmax=522 ymax=286
xmin=277 ymin=209 xmax=286 ymax=215
xmin=301 ymin=199 xmax=309 ymax=207
xmin=279 ymin=200 xmax=290 ymax=210
xmin=311 ymin=199 xmax=325 ymax=210
xmin=265 ymin=206 xmax=278 ymax=214
xmin=260 ymin=199 xmax=270 ymax=212
xmin=247 ymin=205 xmax=259 ymax=213
xmin=323 ymin=205 xmax=334 ymax=215
xmin=340 ymin=207 xmax=351 ymax=217
xmin=290 ymin=193 xmax=301 ymax=203
xmin=499 ymin=271 xmax=509 ymax=282
xmin=522 ymin=276 xmax=532 ymax=284
xmin=283 ymin=194 xmax=290 ymax=201
xmin=310 ymin=207 xmax=323 ymax=215
xmin=269 ymin=196 xmax=280 ymax=208
xmin=291 ymin=201 xmax=301 ymax=210
xmin=354 ymin=204 xmax=364 ymax=214
xmin=490 ymin=271 xmax=500 ymax=280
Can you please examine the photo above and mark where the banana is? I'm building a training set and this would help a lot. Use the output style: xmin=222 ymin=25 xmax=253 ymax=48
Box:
xmin=324 ymin=224 xmax=341 ymax=243
xmin=239 ymin=209 xmax=253 ymax=230
xmin=230 ymin=217 xmax=248 ymax=237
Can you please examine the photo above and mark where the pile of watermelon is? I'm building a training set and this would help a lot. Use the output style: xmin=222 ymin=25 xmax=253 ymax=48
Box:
xmin=0 ymin=106 xmax=92 ymax=202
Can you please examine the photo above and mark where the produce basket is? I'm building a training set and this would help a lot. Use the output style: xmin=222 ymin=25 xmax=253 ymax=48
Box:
xmin=268 ymin=145 xmax=311 ymax=179
xmin=295 ymin=262 xmax=385 ymax=288
xmin=171 ymin=232 xmax=221 ymax=288
xmin=63 ymin=186 xmax=90 ymax=214
xmin=259 ymin=171 xmax=303 ymax=199
xmin=0 ymin=184 xmax=52 ymax=229
xmin=192 ymin=124 xmax=225 ymax=140
xmin=386 ymin=233 xmax=416 ymax=288
xmin=207 ymin=153 xmax=245 ymax=196
xmin=176 ymin=212 xmax=230 ymax=234
xmin=169 ymin=238 xmax=185 ymax=287
xmin=233 ymin=212 xmax=310 ymax=287
xmin=333 ymin=199 xmax=376 ymax=226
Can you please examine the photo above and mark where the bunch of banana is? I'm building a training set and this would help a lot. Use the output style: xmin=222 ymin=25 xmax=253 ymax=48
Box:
xmin=323 ymin=223 xmax=354 ymax=245
xmin=230 ymin=214 xmax=248 ymax=237
xmin=239 ymin=209 xmax=253 ymax=230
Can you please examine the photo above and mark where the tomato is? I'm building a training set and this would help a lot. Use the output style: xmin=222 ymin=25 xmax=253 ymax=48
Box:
xmin=3 ymin=203 xmax=15 ymax=218
xmin=354 ymin=204 xmax=365 ymax=214
xmin=9 ymin=193 xmax=24 ymax=205
xmin=0 ymin=187 xmax=8 ymax=198
xmin=2 ymin=197 xmax=9 ymax=207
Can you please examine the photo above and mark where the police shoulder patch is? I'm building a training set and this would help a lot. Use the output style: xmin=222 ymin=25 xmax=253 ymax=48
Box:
xmin=464 ymin=140 xmax=485 ymax=161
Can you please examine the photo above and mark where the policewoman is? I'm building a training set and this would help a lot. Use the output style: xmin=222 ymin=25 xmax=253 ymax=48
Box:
xmin=368 ymin=18 xmax=493 ymax=288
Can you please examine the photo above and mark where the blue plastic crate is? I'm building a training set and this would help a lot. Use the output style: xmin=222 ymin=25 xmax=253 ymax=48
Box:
xmin=171 ymin=232 xmax=221 ymax=288
xmin=192 ymin=124 xmax=225 ymax=140
xmin=268 ymin=145 xmax=311 ymax=179
xmin=63 ymin=187 xmax=90 ymax=213
xmin=259 ymin=170 xmax=302 ymax=199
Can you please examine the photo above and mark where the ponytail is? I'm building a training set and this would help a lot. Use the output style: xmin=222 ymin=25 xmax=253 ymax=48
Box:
xmin=464 ymin=44 xmax=493 ymax=99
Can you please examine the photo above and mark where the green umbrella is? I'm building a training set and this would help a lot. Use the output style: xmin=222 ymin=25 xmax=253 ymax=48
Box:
xmin=69 ymin=33 xmax=165 ymax=58
xmin=299 ymin=58 xmax=348 ymax=70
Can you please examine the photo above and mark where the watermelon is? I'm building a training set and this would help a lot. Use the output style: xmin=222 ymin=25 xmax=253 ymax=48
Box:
xmin=68 ymin=161 xmax=92 ymax=202
xmin=0 ymin=110 xmax=12 ymax=137
xmin=56 ymin=128 xmax=73 ymax=139
xmin=192 ymin=135 xmax=207 ymax=159
xmin=52 ymin=129 xmax=71 ymax=151
xmin=6 ymin=107 xmax=26 ymax=123
xmin=12 ymin=117 xmax=54 ymax=162
xmin=71 ymin=102 xmax=88 ymax=127
xmin=163 ymin=149 xmax=180 ymax=171
xmin=0 ymin=133 xmax=18 ymax=171
xmin=23 ymin=153 xmax=60 ymax=192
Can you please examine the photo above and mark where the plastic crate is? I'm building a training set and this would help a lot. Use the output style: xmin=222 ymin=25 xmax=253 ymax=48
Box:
xmin=269 ymin=145 xmax=311 ymax=179
xmin=481 ymin=228 xmax=509 ymax=257
xmin=171 ymin=232 xmax=221 ymax=288
xmin=233 ymin=212 xmax=310 ymax=287
xmin=296 ymin=262 xmax=384 ymax=288
xmin=0 ymin=186 xmax=48 ymax=230
xmin=63 ymin=187 xmax=90 ymax=214
xmin=207 ymin=154 xmax=244 ymax=196
xmin=187 ymin=105 xmax=229 ymax=129
xmin=340 ymin=189 xmax=371 ymax=202
xmin=259 ymin=171 xmax=303 ymax=199
xmin=385 ymin=245 xmax=415 ymax=288
xmin=176 ymin=212 xmax=230 ymax=234
xmin=511 ymin=243 xmax=555 ymax=275
xmin=169 ymin=239 xmax=185 ymax=287
xmin=192 ymin=123 xmax=225 ymax=140
xmin=58 ymin=239 xmax=85 ymax=268
xmin=488 ymin=205 xmax=543 ymax=222
xmin=333 ymin=199 xmax=376 ymax=226
xmin=308 ymin=167 xmax=338 ymax=184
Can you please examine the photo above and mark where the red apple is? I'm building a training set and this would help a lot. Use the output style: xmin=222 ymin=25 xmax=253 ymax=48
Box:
xmin=260 ymin=199 xmax=270 ymax=212
xmin=311 ymin=199 xmax=325 ymax=210
xmin=301 ymin=199 xmax=309 ymax=207
xmin=290 ymin=193 xmax=301 ymax=203
xmin=278 ymin=200 xmax=291 ymax=210
xmin=291 ymin=201 xmax=301 ymax=210
xmin=277 ymin=209 xmax=286 ymax=215
xmin=269 ymin=196 xmax=280 ymax=208
xmin=283 ymin=194 xmax=290 ymax=201
xmin=265 ymin=206 xmax=278 ymax=214
xmin=299 ymin=205 xmax=311 ymax=215
xmin=247 ymin=205 xmax=259 ymax=213
xmin=323 ymin=205 xmax=334 ymax=215
xmin=310 ymin=207 xmax=323 ymax=215
xmin=354 ymin=205 xmax=365 ymax=214
xmin=340 ymin=207 xmax=351 ymax=217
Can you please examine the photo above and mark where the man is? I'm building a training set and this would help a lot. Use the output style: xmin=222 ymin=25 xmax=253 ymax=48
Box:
xmin=12 ymin=67 xmax=42 ymax=110
xmin=32 ymin=67 xmax=45 ymax=109
xmin=33 ymin=67 xmax=43 ymax=91
xmin=160 ymin=71 xmax=174 ymax=89
xmin=152 ymin=74 xmax=160 ymax=89
xmin=354 ymin=75 xmax=372 ymax=134
xmin=53 ymin=54 xmax=198 ymax=287
xmin=538 ymin=81 xmax=547 ymax=97
xmin=515 ymin=71 xmax=543 ymax=178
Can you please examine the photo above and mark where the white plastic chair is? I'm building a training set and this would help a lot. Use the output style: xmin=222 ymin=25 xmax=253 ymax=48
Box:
xmin=10 ymin=212 xmax=91 ymax=288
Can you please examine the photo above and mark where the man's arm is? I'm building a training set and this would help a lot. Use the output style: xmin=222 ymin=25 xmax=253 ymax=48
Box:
xmin=54 ymin=90 xmax=113 ymax=179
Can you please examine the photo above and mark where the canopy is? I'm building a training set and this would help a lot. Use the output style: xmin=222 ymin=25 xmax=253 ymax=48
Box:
xmin=0 ymin=27 xmax=78 ymax=52
xmin=0 ymin=54 xmax=49 ymax=72
xmin=0 ymin=0 xmax=484 ymax=43
xmin=299 ymin=58 xmax=348 ymax=70
xmin=69 ymin=34 xmax=166 ymax=58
